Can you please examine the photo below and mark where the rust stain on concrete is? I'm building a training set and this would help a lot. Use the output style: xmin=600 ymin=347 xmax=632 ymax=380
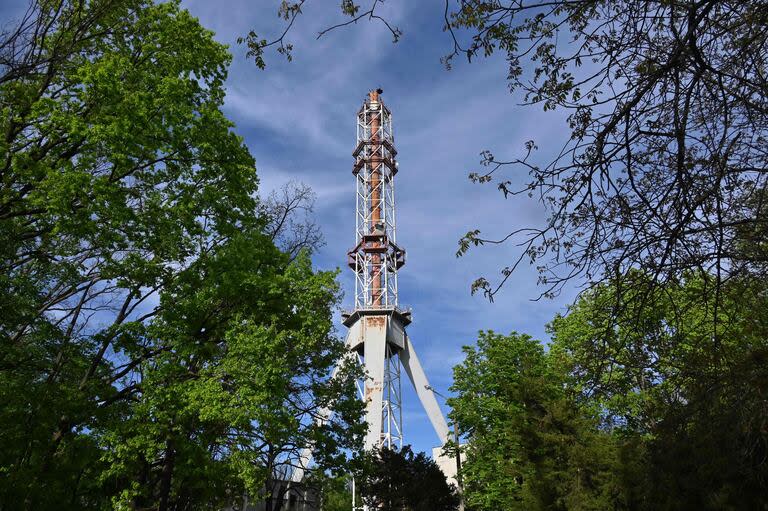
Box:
xmin=366 ymin=316 xmax=386 ymax=328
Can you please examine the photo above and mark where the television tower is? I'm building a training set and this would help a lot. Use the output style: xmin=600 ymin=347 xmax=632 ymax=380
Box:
xmin=343 ymin=89 xmax=450 ymax=451
xmin=290 ymin=90 xmax=450 ymax=491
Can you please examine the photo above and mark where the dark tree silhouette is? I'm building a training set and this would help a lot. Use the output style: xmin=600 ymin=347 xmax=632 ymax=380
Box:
xmin=447 ymin=1 xmax=768 ymax=312
xmin=357 ymin=445 xmax=460 ymax=511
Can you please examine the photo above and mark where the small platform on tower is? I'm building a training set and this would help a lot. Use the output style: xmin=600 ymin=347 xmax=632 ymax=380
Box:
xmin=341 ymin=306 xmax=412 ymax=354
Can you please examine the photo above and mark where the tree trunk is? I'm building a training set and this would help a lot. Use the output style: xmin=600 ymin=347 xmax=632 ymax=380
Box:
xmin=158 ymin=438 xmax=176 ymax=511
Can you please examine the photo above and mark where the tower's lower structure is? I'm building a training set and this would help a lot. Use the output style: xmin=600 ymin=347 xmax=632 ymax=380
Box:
xmin=289 ymin=308 xmax=449 ymax=486
xmin=342 ymin=309 xmax=449 ymax=452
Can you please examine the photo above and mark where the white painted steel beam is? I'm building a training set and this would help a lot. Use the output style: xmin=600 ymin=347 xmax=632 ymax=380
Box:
xmin=400 ymin=333 xmax=450 ymax=445
xmin=362 ymin=316 xmax=388 ymax=449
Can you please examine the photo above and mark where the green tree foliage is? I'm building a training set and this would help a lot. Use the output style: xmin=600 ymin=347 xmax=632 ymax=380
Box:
xmin=549 ymin=273 xmax=768 ymax=509
xmin=451 ymin=275 xmax=768 ymax=511
xmin=0 ymin=1 xmax=363 ymax=509
xmin=314 ymin=474 xmax=353 ymax=511
xmin=449 ymin=331 xmax=631 ymax=511
xmin=356 ymin=445 xmax=460 ymax=511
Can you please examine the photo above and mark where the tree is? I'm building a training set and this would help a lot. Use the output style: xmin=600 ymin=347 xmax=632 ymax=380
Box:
xmin=236 ymin=1 xmax=402 ymax=70
xmin=356 ymin=445 xmax=460 ymax=511
xmin=1 ymin=0 xmax=251 ymax=505
xmin=446 ymin=1 xmax=768 ymax=310
xmin=548 ymin=273 xmax=768 ymax=509
xmin=261 ymin=181 xmax=324 ymax=261
xmin=449 ymin=331 xmax=634 ymax=511
xmin=315 ymin=474 xmax=353 ymax=511
xmin=98 ymin=246 xmax=365 ymax=511
xmin=0 ymin=1 xmax=364 ymax=509
xmin=450 ymin=279 xmax=768 ymax=510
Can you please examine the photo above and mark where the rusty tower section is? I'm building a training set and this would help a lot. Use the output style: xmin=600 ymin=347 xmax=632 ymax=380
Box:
xmin=343 ymin=90 xmax=449 ymax=453
xmin=348 ymin=88 xmax=405 ymax=309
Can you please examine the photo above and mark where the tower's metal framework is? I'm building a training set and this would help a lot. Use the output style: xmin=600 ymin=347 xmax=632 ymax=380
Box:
xmin=348 ymin=92 xmax=405 ymax=311
xmin=343 ymin=90 xmax=448 ymax=454
xmin=292 ymin=91 xmax=450 ymax=499
xmin=345 ymin=89 xmax=408 ymax=450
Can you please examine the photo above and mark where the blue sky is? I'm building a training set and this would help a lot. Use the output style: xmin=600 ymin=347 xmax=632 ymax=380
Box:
xmin=0 ymin=0 xmax=578 ymax=457
xmin=180 ymin=0 xmax=579 ymax=455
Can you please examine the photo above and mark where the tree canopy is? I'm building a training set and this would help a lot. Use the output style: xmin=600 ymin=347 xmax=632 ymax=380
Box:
xmin=0 ymin=1 xmax=363 ymax=509
xmin=449 ymin=331 xmax=630 ymax=511
xmin=450 ymin=274 xmax=768 ymax=510
xmin=447 ymin=0 xmax=768 ymax=310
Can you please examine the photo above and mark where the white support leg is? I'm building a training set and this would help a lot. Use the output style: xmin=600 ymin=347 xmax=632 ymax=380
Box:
xmin=292 ymin=320 xmax=450 ymax=487
xmin=400 ymin=334 xmax=450 ymax=445
xmin=363 ymin=317 xmax=388 ymax=450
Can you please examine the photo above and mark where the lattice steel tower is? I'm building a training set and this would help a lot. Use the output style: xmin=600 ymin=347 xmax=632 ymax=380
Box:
xmin=291 ymin=90 xmax=450 ymax=489
xmin=343 ymin=89 xmax=449 ymax=452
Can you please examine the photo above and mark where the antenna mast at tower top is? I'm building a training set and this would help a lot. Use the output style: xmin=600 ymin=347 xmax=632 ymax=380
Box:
xmin=348 ymin=89 xmax=406 ymax=310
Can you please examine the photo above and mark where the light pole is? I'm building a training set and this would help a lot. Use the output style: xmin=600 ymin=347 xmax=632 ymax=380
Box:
xmin=425 ymin=385 xmax=463 ymax=510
